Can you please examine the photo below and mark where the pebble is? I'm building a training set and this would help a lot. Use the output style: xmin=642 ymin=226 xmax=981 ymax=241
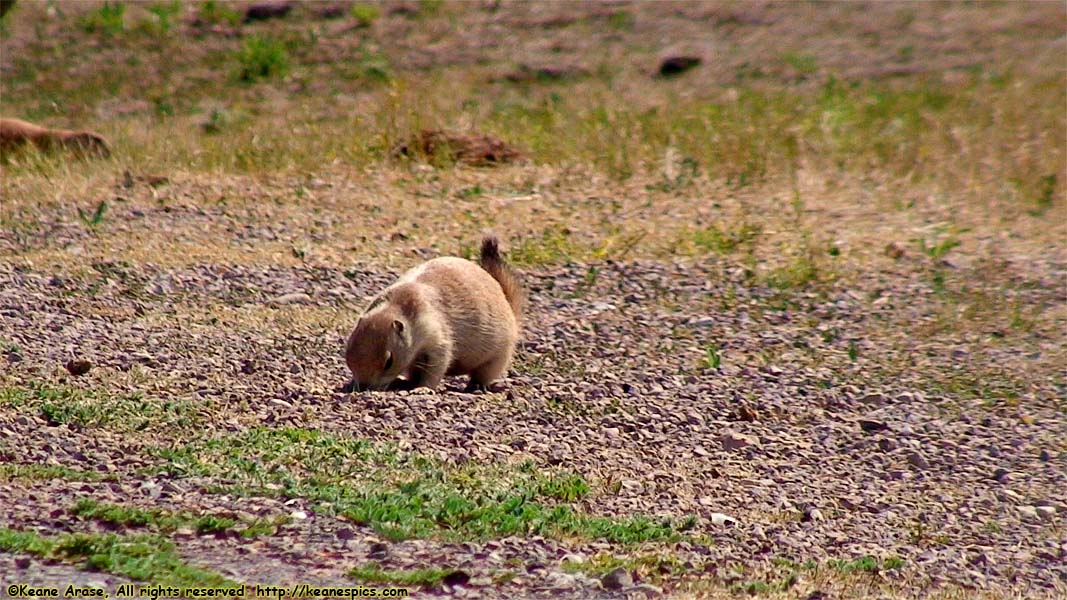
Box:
xmin=560 ymin=553 xmax=585 ymax=565
xmin=1017 ymin=506 xmax=1039 ymax=521
xmin=65 ymin=358 xmax=93 ymax=376
xmin=1035 ymin=506 xmax=1056 ymax=521
xmin=269 ymin=292 xmax=312 ymax=305
xmin=710 ymin=512 xmax=737 ymax=527
xmin=907 ymin=451 xmax=930 ymax=470
xmin=601 ymin=567 xmax=633 ymax=590
xmin=859 ymin=419 xmax=889 ymax=433
xmin=721 ymin=431 xmax=758 ymax=451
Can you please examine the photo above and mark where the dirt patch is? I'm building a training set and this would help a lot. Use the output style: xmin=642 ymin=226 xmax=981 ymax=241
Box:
xmin=1 ymin=256 xmax=1064 ymax=596
xmin=393 ymin=130 xmax=525 ymax=167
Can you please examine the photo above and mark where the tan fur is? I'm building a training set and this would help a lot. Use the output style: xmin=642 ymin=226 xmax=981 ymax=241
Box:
xmin=0 ymin=117 xmax=110 ymax=158
xmin=344 ymin=235 xmax=525 ymax=392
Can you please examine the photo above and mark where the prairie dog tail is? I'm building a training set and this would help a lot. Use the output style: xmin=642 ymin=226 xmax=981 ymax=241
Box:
xmin=479 ymin=235 xmax=525 ymax=322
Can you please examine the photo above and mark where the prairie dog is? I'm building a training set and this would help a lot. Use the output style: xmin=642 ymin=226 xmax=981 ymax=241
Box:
xmin=344 ymin=235 xmax=525 ymax=393
xmin=0 ymin=117 xmax=111 ymax=158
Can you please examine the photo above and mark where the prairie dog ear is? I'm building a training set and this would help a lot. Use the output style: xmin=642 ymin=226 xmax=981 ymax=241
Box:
xmin=392 ymin=319 xmax=405 ymax=334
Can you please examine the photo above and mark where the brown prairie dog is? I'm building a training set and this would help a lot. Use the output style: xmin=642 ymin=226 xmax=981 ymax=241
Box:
xmin=0 ymin=117 xmax=111 ymax=158
xmin=344 ymin=235 xmax=525 ymax=393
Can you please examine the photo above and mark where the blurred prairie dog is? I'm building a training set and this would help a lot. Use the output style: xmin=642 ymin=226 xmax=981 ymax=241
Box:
xmin=0 ymin=117 xmax=110 ymax=158
xmin=344 ymin=235 xmax=525 ymax=393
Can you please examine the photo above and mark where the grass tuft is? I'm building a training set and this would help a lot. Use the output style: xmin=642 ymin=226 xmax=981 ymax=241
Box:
xmin=350 ymin=3 xmax=380 ymax=28
xmin=349 ymin=563 xmax=457 ymax=588
xmin=79 ymin=2 xmax=125 ymax=36
xmin=236 ymin=35 xmax=290 ymax=82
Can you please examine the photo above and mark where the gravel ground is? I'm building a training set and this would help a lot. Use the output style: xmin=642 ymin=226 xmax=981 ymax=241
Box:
xmin=1 ymin=255 xmax=1064 ymax=598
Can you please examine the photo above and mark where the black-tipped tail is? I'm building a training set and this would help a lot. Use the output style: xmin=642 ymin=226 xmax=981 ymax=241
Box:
xmin=479 ymin=235 xmax=525 ymax=322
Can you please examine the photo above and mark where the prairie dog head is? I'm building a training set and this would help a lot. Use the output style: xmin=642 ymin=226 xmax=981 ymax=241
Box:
xmin=344 ymin=305 xmax=414 ymax=391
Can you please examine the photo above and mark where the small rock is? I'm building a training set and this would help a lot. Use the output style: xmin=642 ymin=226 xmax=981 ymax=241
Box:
xmin=1039 ymin=449 xmax=1051 ymax=462
xmin=290 ymin=510 xmax=308 ymax=520
xmin=1035 ymin=506 xmax=1056 ymax=521
xmin=602 ymin=567 xmax=633 ymax=590
xmin=269 ymin=292 xmax=312 ymax=306
xmin=858 ymin=419 xmax=888 ymax=433
xmin=736 ymin=404 xmax=759 ymax=422
xmin=907 ymin=451 xmax=930 ymax=470
xmin=884 ymin=242 xmax=905 ymax=259
xmin=626 ymin=583 xmax=664 ymax=597
xmin=721 ymin=431 xmax=758 ymax=451
xmin=658 ymin=56 xmax=701 ymax=77
xmin=442 ymin=570 xmax=470 ymax=587
xmin=1017 ymin=506 xmax=1039 ymax=521
xmin=244 ymin=2 xmax=292 ymax=22
xmin=561 ymin=553 xmax=585 ymax=565
xmin=992 ymin=468 xmax=1012 ymax=483
xmin=710 ymin=512 xmax=737 ymax=527
xmin=367 ymin=541 xmax=388 ymax=559
xmin=15 ymin=556 xmax=30 ymax=569
xmin=804 ymin=508 xmax=825 ymax=522
xmin=685 ymin=410 xmax=705 ymax=426
xmin=65 ymin=359 xmax=92 ymax=376
xmin=860 ymin=393 xmax=887 ymax=405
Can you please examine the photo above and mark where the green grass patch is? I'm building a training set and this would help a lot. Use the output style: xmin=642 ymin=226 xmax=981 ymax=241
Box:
xmin=349 ymin=563 xmax=456 ymax=588
xmin=151 ymin=427 xmax=688 ymax=544
xmin=506 ymin=226 xmax=643 ymax=267
xmin=0 ymin=381 xmax=197 ymax=433
xmin=197 ymin=0 xmax=241 ymax=26
xmin=507 ymin=226 xmax=590 ymax=266
xmin=561 ymin=551 xmax=689 ymax=580
xmin=71 ymin=498 xmax=288 ymax=538
xmin=0 ymin=527 xmax=233 ymax=587
xmin=701 ymin=344 xmax=722 ymax=370
xmin=763 ymin=254 xmax=823 ymax=289
xmin=350 ymin=3 xmax=381 ymax=27
xmin=140 ymin=1 xmax=181 ymax=35
xmin=236 ymin=34 xmax=290 ymax=82
xmin=827 ymin=555 xmax=906 ymax=573
xmin=781 ymin=52 xmax=818 ymax=76
xmin=687 ymin=221 xmax=761 ymax=255
xmin=76 ymin=199 xmax=109 ymax=228
xmin=606 ymin=10 xmax=635 ymax=31
xmin=0 ymin=464 xmax=103 ymax=482
xmin=79 ymin=2 xmax=126 ymax=36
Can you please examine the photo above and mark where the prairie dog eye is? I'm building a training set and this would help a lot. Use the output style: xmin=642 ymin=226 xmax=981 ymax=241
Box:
xmin=384 ymin=352 xmax=393 ymax=371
